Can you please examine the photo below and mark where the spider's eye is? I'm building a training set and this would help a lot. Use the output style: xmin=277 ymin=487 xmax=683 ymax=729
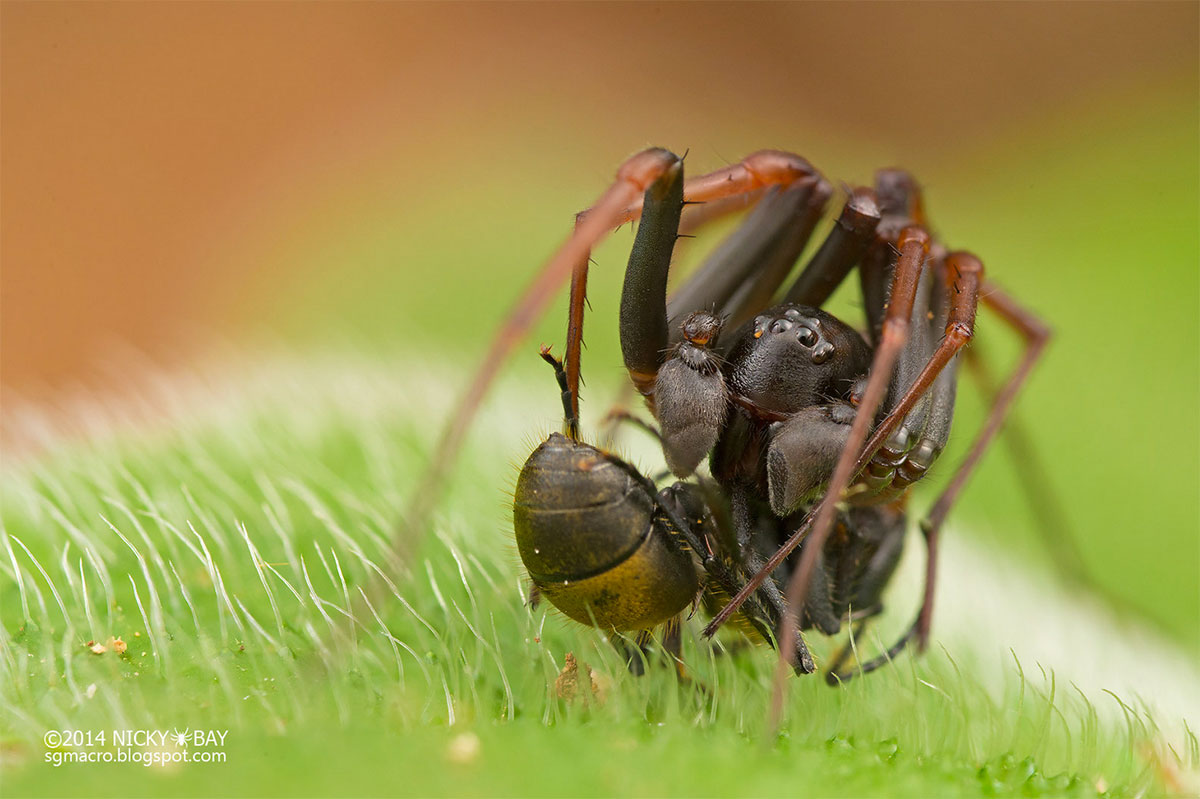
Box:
xmin=797 ymin=327 xmax=818 ymax=347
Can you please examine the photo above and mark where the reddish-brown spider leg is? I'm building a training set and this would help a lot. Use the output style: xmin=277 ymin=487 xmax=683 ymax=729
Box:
xmin=911 ymin=284 xmax=1050 ymax=646
xmin=772 ymin=250 xmax=982 ymax=686
xmin=766 ymin=228 xmax=934 ymax=718
xmin=830 ymin=283 xmax=1050 ymax=682
xmin=402 ymin=149 xmax=816 ymax=543
xmin=850 ymin=252 xmax=986 ymax=479
xmin=701 ymin=226 xmax=933 ymax=642
xmin=565 ymin=150 xmax=818 ymax=426
xmin=961 ymin=345 xmax=1092 ymax=591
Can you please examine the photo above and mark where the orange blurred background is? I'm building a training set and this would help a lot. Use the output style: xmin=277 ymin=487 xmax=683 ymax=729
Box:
xmin=3 ymin=1 xmax=1196 ymax=395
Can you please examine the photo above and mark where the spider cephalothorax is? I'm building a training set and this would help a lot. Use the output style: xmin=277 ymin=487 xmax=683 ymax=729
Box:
xmin=421 ymin=147 xmax=1049 ymax=687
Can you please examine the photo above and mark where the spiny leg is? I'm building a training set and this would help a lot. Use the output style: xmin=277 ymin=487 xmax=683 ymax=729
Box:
xmin=403 ymin=148 xmax=815 ymax=542
xmin=538 ymin=346 xmax=578 ymax=437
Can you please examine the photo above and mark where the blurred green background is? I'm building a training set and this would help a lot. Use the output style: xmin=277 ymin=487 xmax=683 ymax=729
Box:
xmin=2 ymin=5 xmax=1197 ymax=790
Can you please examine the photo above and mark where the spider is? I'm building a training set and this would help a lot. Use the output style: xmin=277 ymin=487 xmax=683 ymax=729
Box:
xmin=410 ymin=148 xmax=1050 ymax=696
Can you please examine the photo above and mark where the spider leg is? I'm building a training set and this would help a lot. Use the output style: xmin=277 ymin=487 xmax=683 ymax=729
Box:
xmin=662 ymin=178 xmax=827 ymax=346
xmin=826 ymin=285 xmax=1049 ymax=678
xmin=710 ymin=180 xmax=833 ymax=333
xmin=404 ymin=148 xmax=814 ymax=537
xmin=782 ymin=187 xmax=881 ymax=307
xmin=618 ymin=159 xmax=687 ymax=397
xmin=850 ymin=251 xmax=985 ymax=483
xmin=823 ymin=504 xmax=906 ymax=683
xmin=701 ymin=226 xmax=933 ymax=641
xmin=860 ymin=169 xmax=926 ymax=346
xmin=961 ymin=345 xmax=1095 ymax=592
xmin=860 ymin=245 xmax=952 ymax=497
xmin=729 ymin=485 xmax=817 ymax=673
xmin=906 ymin=284 xmax=1050 ymax=649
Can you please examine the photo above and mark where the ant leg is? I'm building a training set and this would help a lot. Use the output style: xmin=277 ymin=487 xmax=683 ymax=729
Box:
xmin=611 ymin=630 xmax=653 ymax=676
xmin=661 ymin=614 xmax=692 ymax=681
xmin=825 ymin=619 xmax=869 ymax=684
xmin=602 ymin=407 xmax=664 ymax=445
xmin=538 ymin=346 xmax=578 ymax=436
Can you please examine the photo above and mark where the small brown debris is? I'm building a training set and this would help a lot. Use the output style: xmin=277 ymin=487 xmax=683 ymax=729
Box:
xmin=588 ymin=667 xmax=610 ymax=704
xmin=554 ymin=652 xmax=608 ymax=706
xmin=555 ymin=652 xmax=581 ymax=700
xmin=106 ymin=636 xmax=127 ymax=655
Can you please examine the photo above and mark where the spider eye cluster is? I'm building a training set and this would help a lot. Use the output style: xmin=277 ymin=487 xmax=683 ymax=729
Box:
xmin=731 ymin=304 xmax=871 ymax=414
xmin=753 ymin=309 xmax=834 ymax=360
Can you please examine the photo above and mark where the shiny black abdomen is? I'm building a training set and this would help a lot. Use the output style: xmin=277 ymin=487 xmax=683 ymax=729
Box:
xmin=513 ymin=433 xmax=698 ymax=630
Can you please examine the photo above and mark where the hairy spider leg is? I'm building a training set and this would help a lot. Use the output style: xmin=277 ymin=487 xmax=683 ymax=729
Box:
xmin=403 ymin=148 xmax=816 ymax=541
